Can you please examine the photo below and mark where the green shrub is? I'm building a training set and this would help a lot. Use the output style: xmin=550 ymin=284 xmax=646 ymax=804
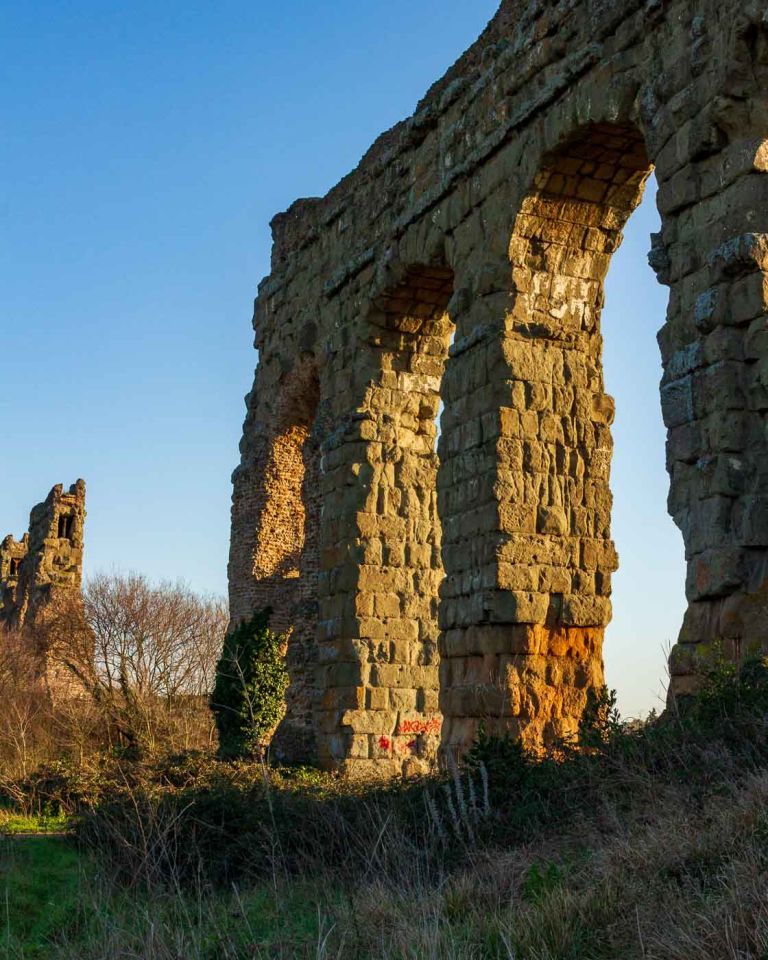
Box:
xmin=520 ymin=860 xmax=565 ymax=904
xmin=210 ymin=609 xmax=290 ymax=760
xmin=681 ymin=653 xmax=768 ymax=732
xmin=578 ymin=685 xmax=622 ymax=748
xmin=465 ymin=724 xmax=530 ymax=791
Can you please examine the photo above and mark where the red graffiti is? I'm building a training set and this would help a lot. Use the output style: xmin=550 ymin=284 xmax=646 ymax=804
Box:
xmin=378 ymin=735 xmax=420 ymax=756
xmin=398 ymin=717 xmax=441 ymax=736
xmin=378 ymin=725 xmax=437 ymax=756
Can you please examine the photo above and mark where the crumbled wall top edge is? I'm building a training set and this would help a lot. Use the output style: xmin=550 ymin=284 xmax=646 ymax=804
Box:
xmin=2 ymin=480 xmax=86 ymax=544
xmin=267 ymin=4 xmax=507 ymax=268
xmin=264 ymin=0 xmax=657 ymax=278
xmin=0 ymin=533 xmax=28 ymax=552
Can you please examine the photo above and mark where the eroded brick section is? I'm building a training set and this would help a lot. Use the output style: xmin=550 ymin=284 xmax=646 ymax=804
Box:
xmin=230 ymin=0 xmax=768 ymax=773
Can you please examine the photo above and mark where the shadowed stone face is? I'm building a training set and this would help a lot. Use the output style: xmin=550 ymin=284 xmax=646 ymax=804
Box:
xmin=229 ymin=0 xmax=768 ymax=775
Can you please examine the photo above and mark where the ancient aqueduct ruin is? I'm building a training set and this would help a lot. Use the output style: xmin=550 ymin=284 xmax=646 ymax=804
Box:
xmin=229 ymin=0 xmax=768 ymax=775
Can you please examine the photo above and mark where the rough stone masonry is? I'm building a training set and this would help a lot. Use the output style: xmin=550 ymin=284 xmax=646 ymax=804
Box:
xmin=0 ymin=481 xmax=86 ymax=631
xmin=229 ymin=0 xmax=768 ymax=776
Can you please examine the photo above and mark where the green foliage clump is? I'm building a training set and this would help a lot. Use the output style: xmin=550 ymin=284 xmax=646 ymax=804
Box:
xmin=577 ymin=685 xmax=622 ymax=748
xmin=465 ymin=724 xmax=528 ymax=782
xmin=0 ymin=807 xmax=69 ymax=835
xmin=683 ymin=652 xmax=768 ymax=734
xmin=520 ymin=860 xmax=565 ymax=905
xmin=210 ymin=609 xmax=289 ymax=760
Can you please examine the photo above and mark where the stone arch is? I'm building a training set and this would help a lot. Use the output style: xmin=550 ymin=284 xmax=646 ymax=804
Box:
xmin=232 ymin=0 xmax=768 ymax=775
xmin=439 ymin=122 xmax=655 ymax=755
xmin=230 ymin=355 xmax=322 ymax=762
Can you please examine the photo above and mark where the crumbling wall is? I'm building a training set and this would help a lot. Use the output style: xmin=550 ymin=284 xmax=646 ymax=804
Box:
xmin=230 ymin=0 xmax=768 ymax=774
xmin=0 ymin=534 xmax=29 ymax=622
xmin=1 ymin=480 xmax=86 ymax=632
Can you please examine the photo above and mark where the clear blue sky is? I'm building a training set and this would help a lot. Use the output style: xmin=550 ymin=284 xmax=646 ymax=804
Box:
xmin=1 ymin=1 xmax=684 ymax=717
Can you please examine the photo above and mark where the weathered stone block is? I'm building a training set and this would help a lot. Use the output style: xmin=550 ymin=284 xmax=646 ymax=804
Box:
xmin=686 ymin=548 xmax=746 ymax=601
xmin=341 ymin=710 xmax=396 ymax=737
xmin=537 ymin=505 xmax=569 ymax=536
xmin=561 ymin=595 xmax=611 ymax=627
xmin=661 ymin=375 xmax=695 ymax=429
xmin=733 ymin=496 xmax=768 ymax=547
xmin=484 ymin=590 xmax=550 ymax=625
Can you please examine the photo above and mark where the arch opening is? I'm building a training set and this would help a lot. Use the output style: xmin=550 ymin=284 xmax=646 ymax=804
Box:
xmin=499 ymin=122 xmax=655 ymax=743
xmin=601 ymin=173 xmax=686 ymax=719
xmin=438 ymin=123 xmax=661 ymax=757
xmin=251 ymin=359 xmax=322 ymax=763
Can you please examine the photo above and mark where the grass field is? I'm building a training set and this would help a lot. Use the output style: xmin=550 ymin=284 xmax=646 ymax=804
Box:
xmin=4 ymin=775 xmax=768 ymax=959
xmin=1 ymin=835 xmax=84 ymax=958
xmin=0 ymin=827 xmax=325 ymax=959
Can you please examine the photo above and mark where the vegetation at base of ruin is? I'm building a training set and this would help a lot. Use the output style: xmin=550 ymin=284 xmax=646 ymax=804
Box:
xmin=59 ymin=657 xmax=768 ymax=884
xmin=2 ymin=576 xmax=768 ymax=959
xmin=0 ymin=573 xmax=227 ymax=789
xmin=210 ymin=609 xmax=289 ymax=760
xmin=2 ymin=655 xmax=768 ymax=957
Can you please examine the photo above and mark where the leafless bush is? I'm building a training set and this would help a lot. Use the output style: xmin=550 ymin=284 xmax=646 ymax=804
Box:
xmin=0 ymin=628 xmax=52 ymax=780
xmin=0 ymin=575 xmax=227 ymax=796
xmin=43 ymin=573 xmax=227 ymax=757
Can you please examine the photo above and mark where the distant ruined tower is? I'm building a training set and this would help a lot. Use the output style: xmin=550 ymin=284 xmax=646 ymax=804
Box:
xmin=0 ymin=480 xmax=86 ymax=631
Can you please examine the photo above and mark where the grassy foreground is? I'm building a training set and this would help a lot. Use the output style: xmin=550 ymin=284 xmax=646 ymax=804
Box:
xmin=3 ymin=664 xmax=768 ymax=958
xmin=0 ymin=832 xmax=323 ymax=959
xmin=1 ymin=836 xmax=83 ymax=958
xmin=3 ymin=775 xmax=768 ymax=959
